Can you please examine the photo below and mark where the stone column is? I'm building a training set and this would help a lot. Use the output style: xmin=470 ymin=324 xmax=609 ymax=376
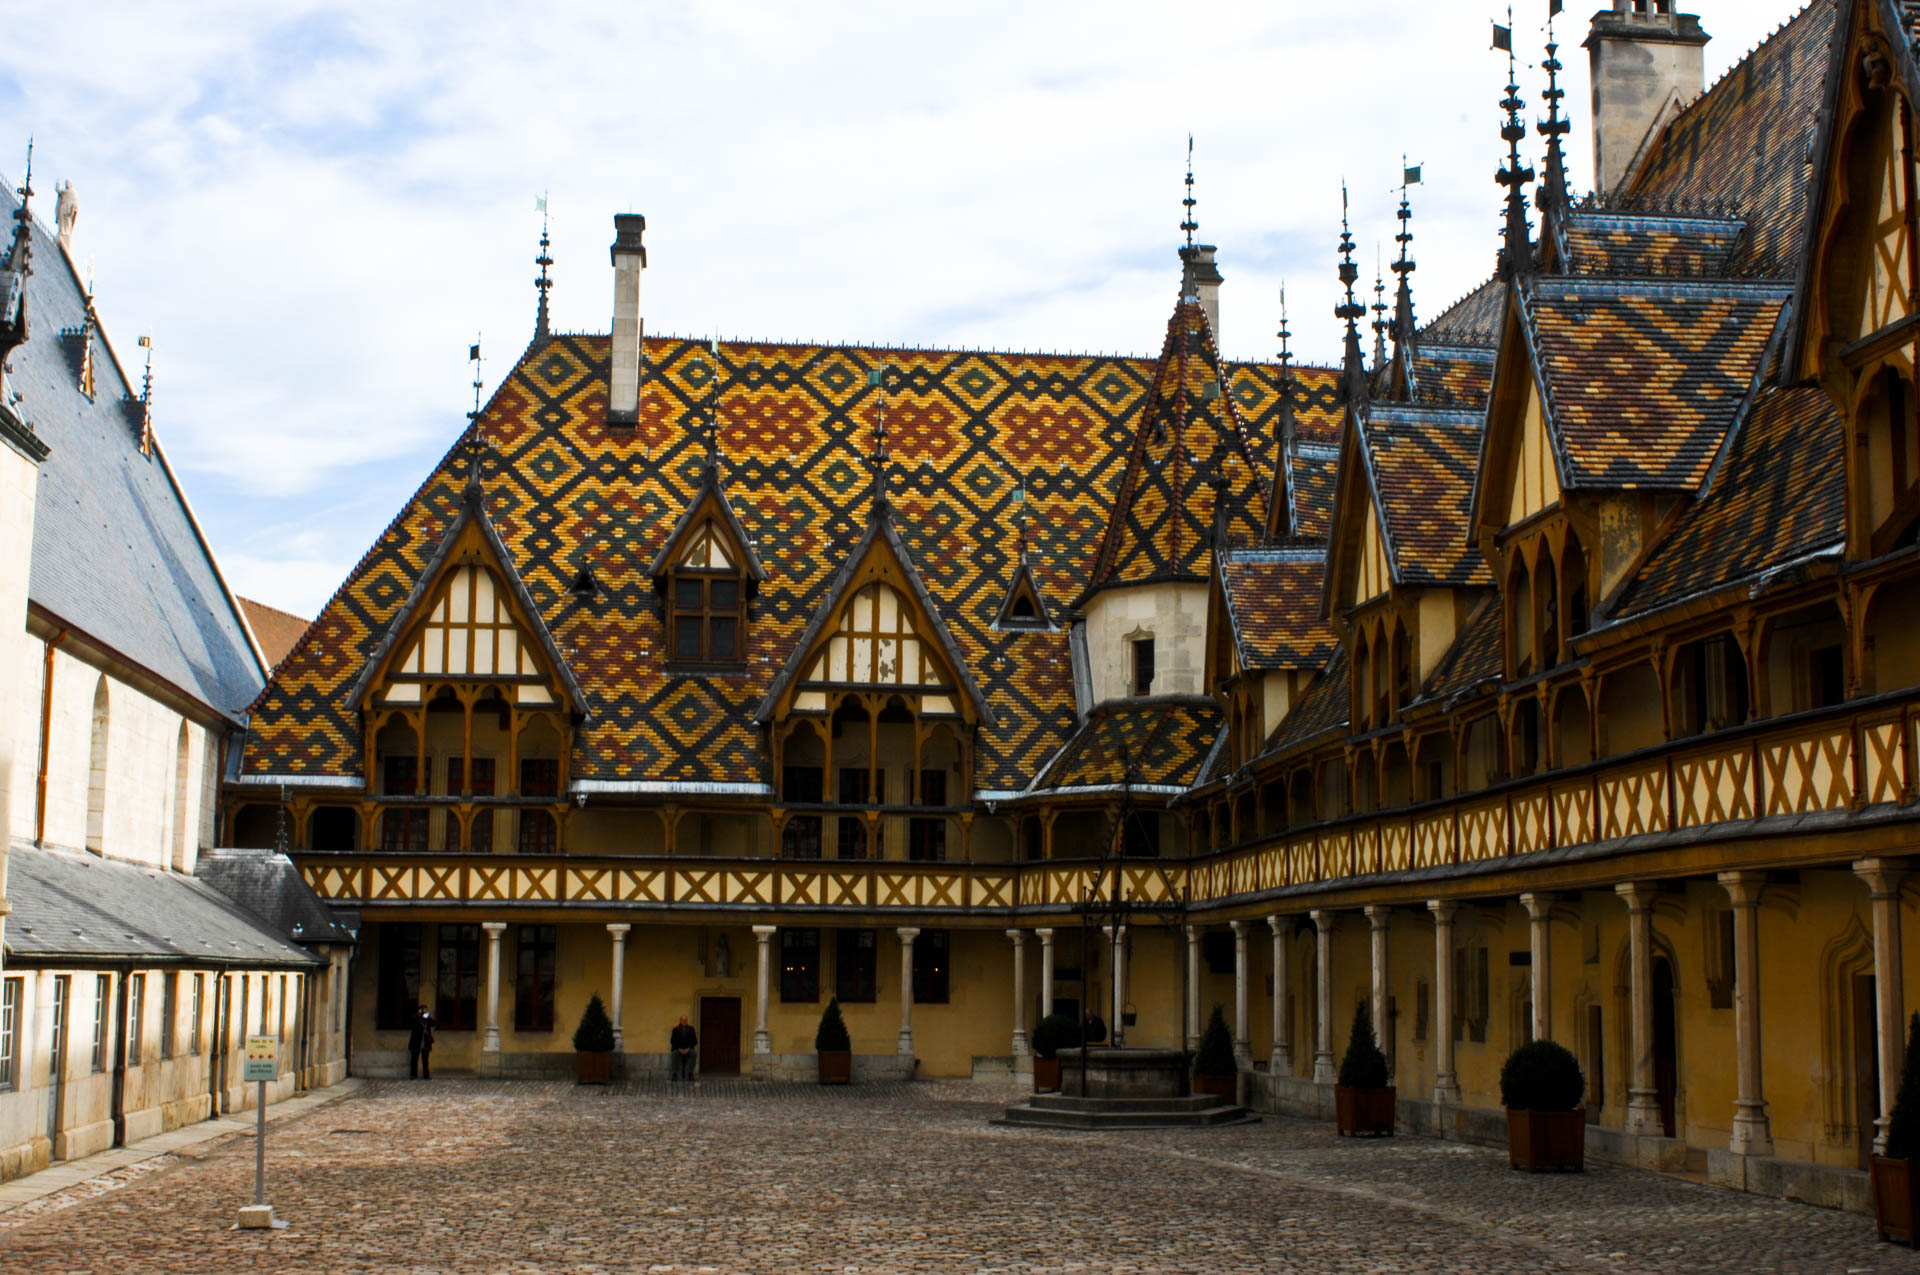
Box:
xmin=1036 ymin=928 xmax=1055 ymax=1020
xmin=1268 ymin=914 xmax=1291 ymax=1074
xmin=1856 ymin=859 xmax=1906 ymax=1154
xmin=1365 ymin=905 xmax=1390 ymax=1059
xmin=1519 ymin=893 xmax=1551 ymax=1043
xmin=1185 ymin=924 xmax=1203 ymax=1050
xmin=606 ymin=923 xmax=631 ymax=1053
xmin=1427 ymin=901 xmax=1459 ymax=1104
xmin=896 ymin=927 xmax=919 ymax=1060
xmin=1309 ymin=908 xmax=1335 ymax=1084
xmin=1006 ymin=929 xmax=1030 ymax=1060
xmin=1105 ymin=923 xmax=1128 ymax=1044
xmin=1230 ymin=919 xmax=1252 ymax=1069
xmin=752 ymin=925 xmax=776 ymax=1058
xmin=1616 ymin=882 xmax=1665 ymax=1136
xmin=481 ymin=922 xmax=507 ymax=1053
xmin=1718 ymin=871 xmax=1773 ymax=1157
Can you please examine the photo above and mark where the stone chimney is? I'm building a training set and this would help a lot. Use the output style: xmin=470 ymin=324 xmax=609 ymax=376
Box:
xmin=1179 ymin=243 xmax=1223 ymax=344
xmin=1584 ymin=1 xmax=1710 ymax=196
xmin=607 ymin=213 xmax=646 ymax=426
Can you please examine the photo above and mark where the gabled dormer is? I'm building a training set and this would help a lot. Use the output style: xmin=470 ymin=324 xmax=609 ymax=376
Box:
xmin=648 ymin=453 xmax=767 ymax=666
xmin=994 ymin=558 xmax=1053 ymax=632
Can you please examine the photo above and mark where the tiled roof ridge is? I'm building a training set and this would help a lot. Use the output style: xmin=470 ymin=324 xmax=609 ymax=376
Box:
xmin=1675 ymin=0 xmax=1834 ymax=130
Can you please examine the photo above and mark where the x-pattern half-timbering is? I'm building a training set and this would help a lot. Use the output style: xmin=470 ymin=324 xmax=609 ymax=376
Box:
xmin=1675 ymin=743 xmax=1756 ymax=828
xmin=877 ymin=873 xmax=916 ymax=908
xmin=1862 ymin=716 xmax=1906 ymax=805
xmin=421 ymin=863 xmax=461 ymax=899
xmin=1459 ymin=798 xmax=1508 ymax=861
xmin=1122 ymin=866 xmax=1173 ymax=903
xmin=1323 ymin=830 xmax=1354 ymax=880
xmin=1601 ymin=761 xmax=1670 ymax=840
xmin=1380 ymin=820 xmax=1413 ymax=873
xmin=1552 ymin=782 xmax=1595 ymax=846
xmin=618 ymin=869 xmax=668 ymax=902
xmin=1287 ymin=840 xmax=1318 ymax=886
xmin=1513 ymin=792 xmax=1551 ymax=855
xmin=515 ymin=866 xmax=558 ymax=901
xmin=973 ymin=873 xmax=1013 ymax=907
xmin=1762 ymin=728 xmax=1854 ymax=815
xmin=472 ymin=864 xmax=510 ymax=900
xmin=1413 ymin=814 xmax=1451 ymax=869
xmin=372 ymin=864 xmax=415 ymax=900
xmin=1255 ymin=848 xmax=1284 ymax=892
xmin=306 ymin=862 xmax=360 ymax=900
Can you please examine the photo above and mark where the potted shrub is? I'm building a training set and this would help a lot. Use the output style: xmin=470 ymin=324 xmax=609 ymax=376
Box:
xmin=1335 ymin=1002 xmax=1395 ymax=1136
xmin=815 ymin=997 xmax=853 ymax=1085
xmin=1030 ymin=1013 xmax=1078 ymax=1092
xmin=1872 ymin=1012 xmax=1920 ymax=1244
xmin=1193 ymin=1005 xmax=1238 ymax=1103
xmin=1501 ymin=1038 xmax=1587 ymax=1172
xmin=572 ymin=994 xmax=616 ymax=1085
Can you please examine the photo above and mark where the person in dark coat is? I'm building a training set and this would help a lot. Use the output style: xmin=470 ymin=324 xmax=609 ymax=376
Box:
xmin=408 ymin=1005 xmax=435 ymax=1079
xmin=669 ymin=1015 xmax=698 ymax=1081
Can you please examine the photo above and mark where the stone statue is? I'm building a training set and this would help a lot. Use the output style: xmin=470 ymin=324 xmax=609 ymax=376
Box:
xmin=713 ymin=934 xmax=732 ymax=978
xmin=55 ymin=181 xmax=76 ymax=253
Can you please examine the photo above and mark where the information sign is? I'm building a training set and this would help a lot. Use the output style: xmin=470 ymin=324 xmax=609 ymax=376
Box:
xmin=243 ymin=1035 xmax=279 ymax=1083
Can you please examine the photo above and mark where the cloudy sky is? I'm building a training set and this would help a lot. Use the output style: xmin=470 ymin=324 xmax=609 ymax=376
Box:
xmin=4 ymin=1 xmax=1784 ymax=618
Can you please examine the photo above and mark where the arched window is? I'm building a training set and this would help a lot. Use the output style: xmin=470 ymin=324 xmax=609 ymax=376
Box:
xmin=1563 ymin=533 xmax=1590 ymax=641
xmin=1509 ymin=561 xmax=1535 ymax=676
xmin=1391 ymin=623 xmax=1414 ymax=712
xmin=668 ymin=522 xmax=746 ymax=664
xmin=171 ymin=722 xmax=192 ymax=871
xmin=1535 ymin=551 xmax=1560 ymax=668
xmin=86 ymin=677 xmax=109 ymax=855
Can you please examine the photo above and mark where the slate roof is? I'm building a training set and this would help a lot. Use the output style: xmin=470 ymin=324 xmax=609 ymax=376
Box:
xmin=1519 ymin=276 xmax=1791 ymax=490
xmin=1266 ymin=645 xmax=1350 ymax=754
xmin=2 ymin=190 xmax=263 ymax=717
xmin=4 ymin=842 xmax=324 ymax=967
xmin=195 ymin=849 xmax=356 ymax=947
xmin=1411 ymin=343 xmax=1497 ymax=408
xmin=1028 ymin=695 xmax=1222 ymax=793
xmin=243 ymin=306 xmax=1341 ymax=795
xmin=1418 ymin=277 xmax=1507 ymax=347
xmin=1563 ymin=212 xmax=1747 ymax=277
xmin=1413 ymin=594 xmax=1505 ymax=707
xmin=1363 ymin=405 xmax=1493 ymax=588
xmin=239 ymin=598 xmax=310 ymax=670
xmin=1219 ymin=547 xmax=1337 ymax=671
xmin=1621 ymin=0 xmax=1841 ymax=280
xmin=1613 ymin=385 xmax=1847 ymax=617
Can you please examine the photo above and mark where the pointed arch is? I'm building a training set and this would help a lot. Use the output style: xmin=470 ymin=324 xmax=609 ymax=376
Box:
xmin=86 ymin=676 xmax=109 ymax=855
xmin=172 ymin=720 xmax=192 ymax=872
xmin=1820 ymin=910 xmax=1877 ymax=1161
xmin=993 ymin=560 xmax=1054 ymax=632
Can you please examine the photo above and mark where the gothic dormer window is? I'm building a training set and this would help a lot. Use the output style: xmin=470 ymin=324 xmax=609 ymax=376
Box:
xmin=669 ymin=521 xmax=746 ymax=663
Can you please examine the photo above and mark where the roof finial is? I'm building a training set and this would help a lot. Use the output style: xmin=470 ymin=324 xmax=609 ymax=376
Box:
xmin=1536 ymin=1 xmax=1574 ymax=244
xmin=1494 ymin=9 xmax=1536 ymax=279
xmin=1371 ymin=248 xmax=1390 ymax=372
xmin=79 ymin=265 xmax=96 ymax=400
xmin=866 ymin=362 xmax=890 ymax=515
xmin=136 ymin=332 xmax=154 ymax=456
xmin=1335 ymin=183 xmax=1369 ymax=409
xmin=1015 ymin=473 xmax=1030 ymax=564
xmin=1391 ymin=160 xmax=1420 ymax=383
xmin=1271 ymin=282 xmax=1298 ymax=541
xmin=534 ymin=193 xmax=553 ymax=342
xmin=467 ymin=335 xmax=484 ymax=423
xmin=9 ymin=138 xmax=33 ymax=276
xmin=1181 ymin=134 xmax=1198 ymax=249
xmin=704 ymin=333 xmax=723 ymax=478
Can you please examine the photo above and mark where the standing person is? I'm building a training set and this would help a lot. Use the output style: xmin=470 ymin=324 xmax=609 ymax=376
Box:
xmin=408 ymin=1004 xmax=435 ymax=1080
xmin=669 ymin=1015 xmax=698 ymax=1082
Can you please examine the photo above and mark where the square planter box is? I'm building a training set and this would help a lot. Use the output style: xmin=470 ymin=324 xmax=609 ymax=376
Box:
xmin=1335 ymin=1085 xmax=1395 ymax=1136
xmin=576 ymin=1051 xmax=613 ymax=1085
xmin=1194 ymin=1073 xmax=1237 ymax=1103
xmin=1033 ymin=1057 xmax=1061 ymax=1093
xmin=817 ymin=1051 xmax=852 ymax=1085
xmin=1872 ymin=1155 xmax=1920 ymax=1245
xmin=1507 ymin=1108 xmax=1586 ymax=1172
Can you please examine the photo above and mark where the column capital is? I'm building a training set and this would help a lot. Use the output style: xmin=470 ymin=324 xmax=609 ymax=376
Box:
xmin=606 ymin=922 xmax=632 ymax=938
xmin=1855 ymin=858 xmax=1907 ymax=898
xmin=1518 ymin=892 xmax=1551 ymax=921
xmin=481 ymin=921 xmax=508 ymax=935
xmin=1186 ymin=923 xmax=1201 ymax=940
xmin=896 ymin=926 xmax=921 ymax=941
xmin=1364 ymin=904 xmax=1390 ymax=927
xmin=1267 ymin=913 xmax=1286 ymax=936
xmin=752 ymin=924 xmax=777 ymax=938
xmin=1615 ymin=880 xmax=1656 ymax=911
xmin=1426 ymin=899 xmax=1457 ymax=924
xmin=1005 ymin=928 xmax=1027 ymax=946
xmin=1716 ymin=870 xmax=1766 ymax=907
xmin=1229 ymin=918 xmax=1249 ymax=937
xmin=1035 ymin=927 xmax=1054 ymax=944
xmin=1308 ymin=907 xmax=1334 ymax=926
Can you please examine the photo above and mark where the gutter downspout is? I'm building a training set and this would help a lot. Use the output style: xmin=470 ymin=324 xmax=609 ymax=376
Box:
xmin=34 ymin=629 xmax=65 ymax=846
xmin=109 ymin=962 xmax=131 ymax=1147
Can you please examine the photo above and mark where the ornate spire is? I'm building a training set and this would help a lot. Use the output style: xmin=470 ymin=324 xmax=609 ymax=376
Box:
xmin=866 ymin=364 xmax=891 ymax=515
xmin=136 ymin=332 xmax=154 ymax=457
xmin=467 ymin=336 xmax=484 ymax=423
xmin=1269 ymin=283 xmax=1298 ymax=541
xmin=1335 ymin=184 xmax=1369 ymax=409
xmin=1536 ymin=8 xmax=1574 ymax=257
xmin=1495 ymin=11 xmax=1536 ymax=280
xmin=78 ymin=266 xmax=96 ymax=400
xmin=534 ymin=195 xmax=553 ymax=342
xmin=1371 ymin=253 xmax=1389 ymax=372
xmin=703 ymin=334 xmax=723 ymax=479
xmin=9 ymin=138 xmax=32 ymax=277
xmin=1391 ymin=163 xmax=1420 ymax=390
xmin=1181 ymin=134 xmax=1198 ymax=248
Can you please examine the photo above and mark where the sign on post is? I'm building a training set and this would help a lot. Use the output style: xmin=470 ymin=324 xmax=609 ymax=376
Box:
xmin=243 ymin=1035 xmax=279 ymax=1083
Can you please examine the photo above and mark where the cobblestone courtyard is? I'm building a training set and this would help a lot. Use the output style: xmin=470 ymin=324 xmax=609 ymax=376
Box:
xmin=4 ymin=1080 xmax=1920 ymax=1273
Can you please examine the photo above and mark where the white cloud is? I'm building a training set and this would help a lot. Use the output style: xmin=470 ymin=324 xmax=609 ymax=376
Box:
xmin=3 ymin=0 xmax=1787 ymax=616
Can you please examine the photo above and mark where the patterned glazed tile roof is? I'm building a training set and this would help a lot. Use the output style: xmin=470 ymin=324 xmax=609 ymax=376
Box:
xmin=1520 ymin=276 xmax=1791 ymax=490
xmin=1266 ymin=644 xmax=1350 ymax=754
xmin=1562 ymin=212 xmax=1747 ymax=277
xmin=1412 ymin=594 xmax=1504 ymax=707
xmin=1418 ymin=277 xmax=1507 ymax=347
xmin=245 ymin=318 xmax=1333 ymax=795
xmin=1411 ymin=343 xmax=1497 ymax=409
xmin=1219 ymin=547 xmax=1337 ymax=671
xmin=1612 ymin=385 xmax=1846 ymax=618
xmin=4 ymin=190 xmax=264 ymax=717
xmin=1363 ymin=405 xmax=1492 ymax=588
xmin=1623 ymin=0 xmax=1841 ymax=280
xmin=1086 ymin=299 xmax=1272 ymax=593
xmin=239 ymin=597 xmax=310 ymax=670
xmin=1029 ymin=695 xmax=1222 ymax=792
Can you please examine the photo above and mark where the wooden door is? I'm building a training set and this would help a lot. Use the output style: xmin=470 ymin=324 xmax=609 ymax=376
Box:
xmin=1855 ymin=973 xmax=1881 ymax=1170
xmin=1652 ymin=957 xmax=1678 ymax=1139
xmin=699 ymin=997 xmax=741 ymax=1075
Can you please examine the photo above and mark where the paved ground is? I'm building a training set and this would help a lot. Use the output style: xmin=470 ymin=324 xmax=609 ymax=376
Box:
xmin=2 ymin=1078 xmax=1918 ymax=1273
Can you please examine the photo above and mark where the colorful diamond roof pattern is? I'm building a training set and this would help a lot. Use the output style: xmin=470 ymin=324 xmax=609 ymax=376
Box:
xmin=1031 ymin=696 xmax=1222 ymax=792
xmin=1363 ymin=406 xmax=1494 ymax=588
xmin=1220 ymin=548 xmax=1338 ymax=671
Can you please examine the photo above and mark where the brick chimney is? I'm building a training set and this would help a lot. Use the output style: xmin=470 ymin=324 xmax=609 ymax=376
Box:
xmin=1584 ymin=1 xmax=1710 ymax=196
xmin=1179 ymin=243 xmax=1223 ymax=344
xmin=607 ymin=213 xmax=646 ymax=426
